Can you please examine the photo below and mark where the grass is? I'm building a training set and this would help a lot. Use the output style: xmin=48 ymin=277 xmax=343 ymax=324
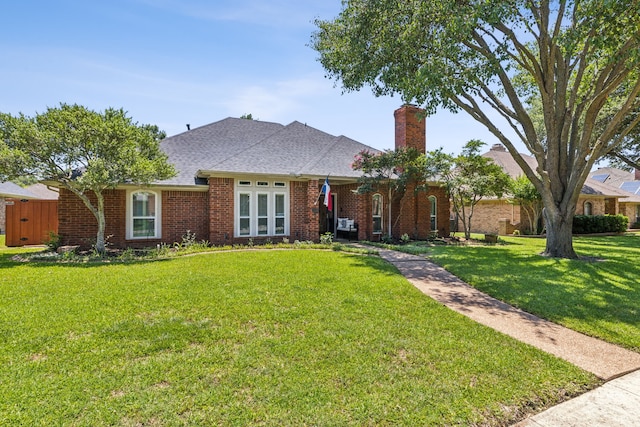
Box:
xmin=385 ymin=233 xmax=640 ymax=352
xmin=0 ymin=246 xmax=596 ymax=426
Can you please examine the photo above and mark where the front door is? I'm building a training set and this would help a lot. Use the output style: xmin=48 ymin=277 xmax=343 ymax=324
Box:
xmin=319 ymin=194 xmax=336 ymax=235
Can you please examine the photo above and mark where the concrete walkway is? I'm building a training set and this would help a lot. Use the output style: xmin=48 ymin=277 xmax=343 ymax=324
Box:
xmin=369 ymin=246 xmax=640 ymax=426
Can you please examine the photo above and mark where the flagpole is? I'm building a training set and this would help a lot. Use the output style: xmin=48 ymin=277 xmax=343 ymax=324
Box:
xmin=314 ymin=175 xmax=330 ymax=206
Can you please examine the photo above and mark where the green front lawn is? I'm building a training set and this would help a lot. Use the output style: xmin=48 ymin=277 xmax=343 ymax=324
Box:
xmin=0 ymin=248 xmax=595 ymax=426
xmin=387 ymin=233 xmax=640 ymax=352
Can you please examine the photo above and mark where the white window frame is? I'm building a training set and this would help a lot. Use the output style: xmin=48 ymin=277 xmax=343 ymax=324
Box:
xmin=584 ymin=201 xmax=593 ymax=216
xmin=372 ymin=193 xmax=383 ymax=234
xmin=235 ymin=180 xmax=289 ymax=238
xmin=238 ymin=192 xmax=252 ymax=236
xmin=429 ymin=196 xmax=437 ymax=231
xmin=126 ymin=189 xmax=161 ymax=240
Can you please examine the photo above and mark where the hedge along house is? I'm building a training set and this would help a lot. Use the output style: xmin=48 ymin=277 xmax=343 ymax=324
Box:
xmin=56 ymin=105 xmax=449 ymax=249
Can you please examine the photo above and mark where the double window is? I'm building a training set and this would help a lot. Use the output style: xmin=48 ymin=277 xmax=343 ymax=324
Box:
xmin=236 ymin=180 xmax=288 ymax=237
xmin=127 ymin=190 xmax=161 ymax=239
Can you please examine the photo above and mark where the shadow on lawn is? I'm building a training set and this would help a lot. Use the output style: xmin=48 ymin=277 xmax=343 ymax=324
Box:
xmin=426 ymin=242 xmax=640 ymax=351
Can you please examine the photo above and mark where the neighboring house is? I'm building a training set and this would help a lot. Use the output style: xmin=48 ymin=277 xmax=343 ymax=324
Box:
xmin=55 ymin=105 xmax=450 ymax=249
xmin=462 ymin=144 xmax=635 ymax=235
xmin=590 ymin=167 xmax=640 ymax=227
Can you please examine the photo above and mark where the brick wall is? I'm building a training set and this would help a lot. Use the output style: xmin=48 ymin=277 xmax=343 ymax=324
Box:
xmin=620 ymin=203 xmax=640 ymax=226
xmin=575 ymin=198 xmax=606 ymax=216
xmin=305 ymin=180 xmax=320 ymax=241
xmin=209 ymin=178 xmax=234 ymax=244
xmin=461 ymin=199 xmax=518 ymax=235
xmin=59 ymin=188 xmax=209 ymax=249
xmin=395 ymin=185 xmax=450 ymax=239
xmin=394 ymin=105 xmax=426 ymax=153
xmin=334 ymin=183 xmax=449 ymax=240
xmin=58 ymin=188 xmax=126 ymax=248
xmin=163 ymin=191 xmax=209 ymax=244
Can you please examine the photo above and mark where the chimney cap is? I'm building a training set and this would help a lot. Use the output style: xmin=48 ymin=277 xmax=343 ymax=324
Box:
xmin=490 ymin=143 xmax=507 ymax=152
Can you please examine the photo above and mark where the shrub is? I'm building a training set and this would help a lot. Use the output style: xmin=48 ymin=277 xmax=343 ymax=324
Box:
xmin=320 ymin=232 xmax=334 ymax=245
xmin=572 ymin=214 xmax=628 ymax=234
xmin=44 ymin=231 xmax=62 ymax=251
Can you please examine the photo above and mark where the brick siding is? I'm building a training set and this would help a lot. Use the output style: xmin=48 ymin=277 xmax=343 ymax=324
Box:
xmin=394 ymin=105 xmax=426 ymax=153
xmin=58 ymin=188 xmax=209 ymax=249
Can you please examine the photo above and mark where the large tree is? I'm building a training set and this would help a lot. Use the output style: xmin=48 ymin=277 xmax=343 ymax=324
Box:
xmin=313 ymin=0 xmax=640 ymax=258
xmin=0 ymin=104 xmax=176 ymax=254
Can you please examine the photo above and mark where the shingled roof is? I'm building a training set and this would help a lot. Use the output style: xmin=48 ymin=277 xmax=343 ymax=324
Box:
xmin=483 ymin=144 xmax=632 ymax=198
xmin=0 ymin=182 xmax=40 ymax=199
xmin=159 ymin=117 xmax=379 ymax=187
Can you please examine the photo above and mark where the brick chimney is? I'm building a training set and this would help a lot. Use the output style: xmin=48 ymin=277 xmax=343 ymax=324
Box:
xmin=394 ymin=105 xmax=426 ymax=153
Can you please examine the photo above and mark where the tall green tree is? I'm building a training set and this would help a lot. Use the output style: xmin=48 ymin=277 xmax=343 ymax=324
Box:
xmin=352 ymin=147 xmax=424 ymax=238
xmin=313 ymin=0 xmax=640 ymax=258
xmin=0 ymin=104 xmax=176 ymax=254
xmin=425 ymin=140 xmax=511 ymax=239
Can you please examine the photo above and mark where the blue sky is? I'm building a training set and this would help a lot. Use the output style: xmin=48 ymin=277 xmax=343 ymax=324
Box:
xmin=0 ymin=0 xmax=521 ymax=155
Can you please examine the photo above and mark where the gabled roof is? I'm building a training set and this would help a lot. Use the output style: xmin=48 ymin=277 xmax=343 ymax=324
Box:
xmin=0 ymin=182 xmax=40 ymax=199
xmin=483 ymin=144 xmax=627 ymax=198
xmin=159 ymin=117 xmax=378 ymax=186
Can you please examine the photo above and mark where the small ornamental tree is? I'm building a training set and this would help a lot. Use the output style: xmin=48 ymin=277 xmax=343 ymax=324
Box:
xmin=509 ymin=175 xmax=544 ymax=235
xmin=426 ymin=140 xmax=511 ymax=239
xmin=0 ymin=104 xmax=176 ymax=254
xmin=352 ymin=147 xmax=423 ymax=238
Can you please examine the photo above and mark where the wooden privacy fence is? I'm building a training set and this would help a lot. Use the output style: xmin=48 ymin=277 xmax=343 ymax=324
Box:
xmin=5 ymin=199 xmax=58 ymax=246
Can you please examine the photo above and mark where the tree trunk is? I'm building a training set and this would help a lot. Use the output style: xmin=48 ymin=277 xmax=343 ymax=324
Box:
xmin=94 ymin=192 xmax=107 ymax=255
xmin=542 ymin=207 xmax=577 ymax=258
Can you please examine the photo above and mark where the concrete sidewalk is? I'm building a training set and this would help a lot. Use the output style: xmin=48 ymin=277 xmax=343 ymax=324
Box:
xmin=369 ymin=246 xmax=640 ymax=426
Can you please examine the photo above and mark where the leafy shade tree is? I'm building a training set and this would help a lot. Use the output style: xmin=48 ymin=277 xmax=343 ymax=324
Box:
xmin=0 ymin=104 xmax=176 ymax=254
xmin=509 ymin=175 xmax=544 ymax=235
xmin=600 ymin=105 xmax=640 ymax=171
xmin=352 ymin=147 xmax=424 ymax=238
xmin=425 ymin=140 xmax=511 ymax=239
xmin=313 ymin=0 xmax=640 ymax=258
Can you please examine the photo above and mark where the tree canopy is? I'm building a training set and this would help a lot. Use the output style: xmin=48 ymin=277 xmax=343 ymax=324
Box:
xmin=425 ymin=140 xmax=511 ymax=239
xmin=0 ymin=103 xmax=176 ymax=254
xmin=313 ymin=0 xmax=640 ymax=258
xmin=352 ymin=147 xmax=424 ymax=238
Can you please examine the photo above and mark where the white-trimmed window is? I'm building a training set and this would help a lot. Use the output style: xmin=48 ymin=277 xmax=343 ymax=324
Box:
xmin=372 ymin=193 xmax=383 ymax=234
xmin=239 ymin=193 xmax=251 ymax=236
xmin=235 ymin=180 xmax=289 ymax=237
xmin=127 ymin=190 xmax=161 ymax=239
xmin=429 ymin=196 xmax=437 ymax=230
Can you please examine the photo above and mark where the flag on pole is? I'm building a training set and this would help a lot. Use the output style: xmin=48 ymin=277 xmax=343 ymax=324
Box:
xmin=321 ymin=176 xmax=332 ymax=211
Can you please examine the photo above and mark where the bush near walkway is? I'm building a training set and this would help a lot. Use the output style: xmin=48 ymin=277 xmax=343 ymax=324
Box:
xmin=0 ymin=248 xmax=596 ymax=426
